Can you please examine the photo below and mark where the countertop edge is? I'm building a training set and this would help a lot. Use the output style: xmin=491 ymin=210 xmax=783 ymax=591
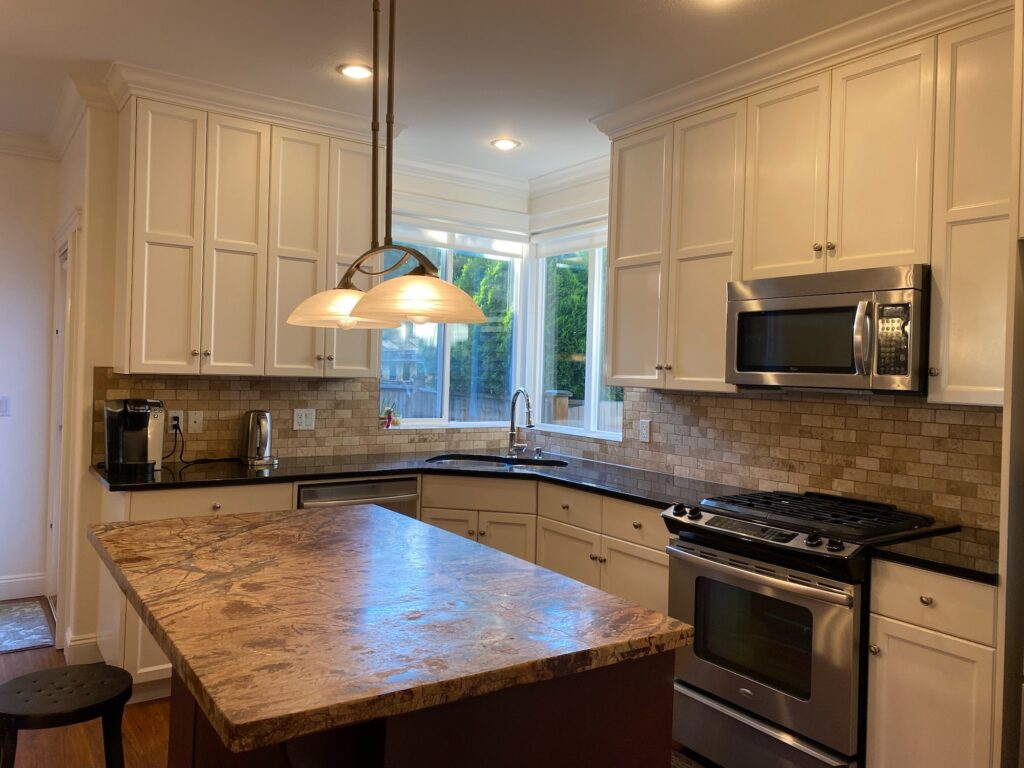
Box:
xmin=869 ymin=547 xmax=999 ymax=586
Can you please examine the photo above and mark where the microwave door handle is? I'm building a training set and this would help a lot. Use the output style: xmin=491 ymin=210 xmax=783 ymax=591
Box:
xmin=853 ymin=300 xmax=872 ymax=376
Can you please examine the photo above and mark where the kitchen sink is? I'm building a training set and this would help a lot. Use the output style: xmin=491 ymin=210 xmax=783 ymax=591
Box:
xmin=426 ymin=453 xmax=568 ymax=468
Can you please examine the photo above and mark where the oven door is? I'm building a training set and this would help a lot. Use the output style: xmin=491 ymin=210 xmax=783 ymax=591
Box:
xmin=668 ymin=543 xmax=860 ymax=756
xmin=726 ymin=291 xmax=874 ymax=389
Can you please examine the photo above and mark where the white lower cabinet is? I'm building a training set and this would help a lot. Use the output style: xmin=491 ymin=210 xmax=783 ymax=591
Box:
xmin=537 ymin=517 xmax=602 ymax=588
xmin=866 ymin=614 xmax=995 ymax=768
xmin=420 ymin=507 xmax=536 ymax=562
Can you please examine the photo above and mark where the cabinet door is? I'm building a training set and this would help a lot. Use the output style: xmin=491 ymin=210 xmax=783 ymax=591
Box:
xmin=265 ymin=127 xmax=329 ymax=377
xmin=130 ymin=100 xmax=206 ymax=374
xmin=200 ymin=114 xmax=270 ymax=375
xmin=325 ymin=138 xmax=381 ymax=378
xmin=665 ymin=102 xmax=745 ymax=392
xmin=599 ymin=536 xmax=668 ymax=613
xmin=826 ymin=40 xmax=936 ymax=271
xmin=605 ymin=125 xmax=672 ymax=387
xmin=866 ymin=615 xmax=994 ymax=768
xmin=743 ymin=74 xmax=830 ymax=279
xmin=929 ymin=13 xmax=1013 ymax=406
xmin=536 ymin=517 xmax=601 ymax=588
xmin=478 ymin=511 xmax=536 ymax=562
xmin=421 ymin=507 xmax=477 ymax=540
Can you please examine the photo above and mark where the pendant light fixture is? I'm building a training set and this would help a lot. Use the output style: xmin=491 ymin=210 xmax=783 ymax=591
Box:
xmin=288 ymin=0 xmax=486 ymax=329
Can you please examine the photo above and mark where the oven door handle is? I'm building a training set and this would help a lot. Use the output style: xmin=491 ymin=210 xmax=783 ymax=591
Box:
xmin=853 ymin=300 xmax=872 ymax=375
xmin=667 ymin=544 xmax=854 ymax=608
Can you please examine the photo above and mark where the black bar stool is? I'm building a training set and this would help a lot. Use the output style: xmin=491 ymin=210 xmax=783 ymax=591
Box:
xmin=0 ymin=663 xmax=133 ymax=768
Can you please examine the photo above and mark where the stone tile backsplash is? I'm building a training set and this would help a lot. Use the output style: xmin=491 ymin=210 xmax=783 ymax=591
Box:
xmin=93 ymin=369 xmax=1002 ymax=572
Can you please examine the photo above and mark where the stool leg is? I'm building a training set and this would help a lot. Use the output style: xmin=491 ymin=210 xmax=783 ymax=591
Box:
xmin=101 ymin=703 xmax=126 ymax=768
xmin=0 ymin=721 xmax=16 ymax=768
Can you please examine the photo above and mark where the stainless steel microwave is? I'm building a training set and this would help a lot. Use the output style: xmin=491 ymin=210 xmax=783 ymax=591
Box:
xmin=726 ymin=265 xmax=929 ymax=392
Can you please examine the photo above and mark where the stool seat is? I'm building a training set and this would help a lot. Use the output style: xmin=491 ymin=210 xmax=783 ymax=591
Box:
xmin=0 ymin=663 xmax=132 ymax=768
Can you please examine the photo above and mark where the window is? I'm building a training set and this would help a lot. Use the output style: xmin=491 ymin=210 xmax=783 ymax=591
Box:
xmin=379 ymin=226 xmax=521 ymax=424
xmin=530 ymin=241 xmax=623 ymax=437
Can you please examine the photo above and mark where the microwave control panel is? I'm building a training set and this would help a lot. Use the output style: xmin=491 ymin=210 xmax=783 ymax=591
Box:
xmin=876 ymin=304 xmax=910 ymax=376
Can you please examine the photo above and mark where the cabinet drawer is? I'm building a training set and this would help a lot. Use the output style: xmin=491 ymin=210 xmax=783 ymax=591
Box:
xmin=538 ymin=483 xmax=602 ymax=532
xmin=421 ymin=476 xmax=536 ymax=514
xmin=871 ymin=560 xmax=997 ymax=646
xmin=602 ymin=497 xmax=669 ymax=551
xmin=129 ymin=483 xmax=294 ymax=522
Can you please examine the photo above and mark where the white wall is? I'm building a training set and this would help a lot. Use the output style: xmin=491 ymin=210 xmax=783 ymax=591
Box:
xmin=0 ymin=151 xmax=58 ymax=600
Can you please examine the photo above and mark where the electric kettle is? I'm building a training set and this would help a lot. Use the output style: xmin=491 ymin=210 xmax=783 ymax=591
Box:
xmin=239 ymin=410 xmax=278 ymax=467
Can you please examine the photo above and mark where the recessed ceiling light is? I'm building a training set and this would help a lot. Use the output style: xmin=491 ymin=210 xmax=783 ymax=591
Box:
xmin=491 ymin=138 xmax=521 ymax=151
xmin=337 ymin=64 xmax=372 ymax=80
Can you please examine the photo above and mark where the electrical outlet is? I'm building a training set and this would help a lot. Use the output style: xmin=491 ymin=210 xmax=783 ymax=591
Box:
xmin=168 ymin=410 xmax=183 ymax=433
xmin=0 ymin=397 xmax=10 ymax=417
xmin=637 ymin=419 xmax=651 ymax=443
xmin=293 ymin=408 xmax=316 ymax=431
xmin=187 ymin=410 xmax=203 ymax=434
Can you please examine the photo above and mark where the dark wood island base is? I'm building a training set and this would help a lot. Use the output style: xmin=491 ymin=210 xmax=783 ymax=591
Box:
xmin=169 ymin=651 xmax=675 ymax=768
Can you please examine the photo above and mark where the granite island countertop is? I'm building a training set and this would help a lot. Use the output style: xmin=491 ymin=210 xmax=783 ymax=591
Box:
xmin=89 ymin=505 xmax=692 ymax=752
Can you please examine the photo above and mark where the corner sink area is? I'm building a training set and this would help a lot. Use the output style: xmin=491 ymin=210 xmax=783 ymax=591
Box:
xmin=426 ymin=453 xmax=569 ymax=468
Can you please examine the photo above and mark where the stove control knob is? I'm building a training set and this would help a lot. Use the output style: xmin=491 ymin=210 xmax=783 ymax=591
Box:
xmin=805 ymin=532 xmax=823 ymax=548
xmin=826 ymin=538 xmax=846 ymax=553
xmin=671 ymin=503 xmax=690 ymax=517
xmin=686 ymin=508 xmax=703 ymax=521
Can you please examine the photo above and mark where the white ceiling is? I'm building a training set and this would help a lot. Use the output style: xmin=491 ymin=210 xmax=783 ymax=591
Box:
xmin=2 ymin=0 xmax=904 ymax=179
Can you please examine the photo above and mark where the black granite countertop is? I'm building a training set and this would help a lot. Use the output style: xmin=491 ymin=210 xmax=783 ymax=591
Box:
xmin=90 ymin=451 xmax=998 ymax=584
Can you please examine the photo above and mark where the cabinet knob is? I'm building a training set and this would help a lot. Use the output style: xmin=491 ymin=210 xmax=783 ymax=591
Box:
xmin=589 ymin=553 xmax=599 ymax=561
xmin=869 ymin=644 xmax=881 ymax=656
xmin=654 ymin=364 xmax=664 ymax=371
xmin=468 ymin=530 xmax=475 ymax=536
xmin=316 ymin=354 xmax=325 ymax=362
xmin=826 ymin=242 xmax=836 ymax=255
xmin=203 ymin=350 xmax=211 ymax=357
xmin=212 ymin=503 xmax=222 ymax=511
xmin=928 ymin=367 xmax=941 ymax=377
xmin=327 ymin=355 xmax=335 ymax=362
xmin=561 ymin=504 xmax=570 ymax=510
xmin=663 ymin=365 xmax=672 ymax=371
xmin=812 ymin=243 xmax=823 ymax=253
xmin=632 ymin=521 xmax=642 ymax=529
xmin=478 ymin=530 xmax=487 ymax=537
xmin=597 ymin=556 xmax=607 ymax=563
xmin=191 ymin=349 xmax=200 ymax=357
xmin=919 ymin=595 xmax=934 ymax=607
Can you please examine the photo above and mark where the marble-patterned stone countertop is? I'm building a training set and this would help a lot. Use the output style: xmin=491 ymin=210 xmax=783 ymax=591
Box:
xmin=89 ymin=505 xmax=692 ymax=752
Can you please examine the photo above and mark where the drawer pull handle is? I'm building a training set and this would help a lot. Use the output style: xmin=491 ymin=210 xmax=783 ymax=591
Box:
xmin=212 ymin=503 xmax=222 ymax=511
xmin=561 ymin=504 xmax=570 ymax=510
xmin=632 ymin=521 xmax=642 ymax=529
xmin=869 ymin=644 xmax=881 ymax=656
xmin=919 ymin=595 xmax=934 ymax=607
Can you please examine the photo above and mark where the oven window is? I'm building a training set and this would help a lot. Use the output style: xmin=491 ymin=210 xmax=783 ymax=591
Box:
xmin=737 ymin=308 xmax=856 ymax=373
xmin=694 ymin=577 xmax=813 ymax=700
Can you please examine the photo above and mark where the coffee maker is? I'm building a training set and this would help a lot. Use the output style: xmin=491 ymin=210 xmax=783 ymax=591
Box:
xmin=104 ymin=399 xmax=165 ymax=479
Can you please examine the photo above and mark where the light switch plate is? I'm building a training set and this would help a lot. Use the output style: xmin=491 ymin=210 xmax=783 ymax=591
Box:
xmin=637 ymin=419 xmax=651 ymax=443
xmin=293 ymin=408 xmax=316 ymax=431
xmin=0 ymin=397 xmax=10 ymax=417
xmin=187 ymin=410 xmax=203 ymax=434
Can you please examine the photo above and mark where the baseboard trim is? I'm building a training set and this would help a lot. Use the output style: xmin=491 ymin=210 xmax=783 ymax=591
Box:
xmin=129 ymin=678 xmax=170 ymax=704
xmin=63 ymin=632 xmax=103 ymax=665
xmin=0 ymin=572 xmax=46 ymax=601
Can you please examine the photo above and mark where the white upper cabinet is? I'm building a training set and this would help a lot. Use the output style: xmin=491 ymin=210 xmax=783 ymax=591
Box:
xmin=265 ymin=127 xmax=330 ymax=377
xmin=325 ymin=138 xmax=380 ymax=379
xmin=743 ymin=73 xmax=831 ymax=280
xmin=664 ymin=101 xmax=746 ymax=392
xmin=605 ymin=125 xmax=673 ymax=387
xmin=200 ymin=114 xmax=270 ymax=375
xmin=129 ymin=100 xmax=207 ymax=374
xmin=827 ymin=40 xmax=936 ymax=271
xmin=928 ymin=12 xmax=1013 ymax=406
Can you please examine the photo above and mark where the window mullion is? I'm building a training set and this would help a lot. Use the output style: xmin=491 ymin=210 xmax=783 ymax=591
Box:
xmin=585 ymin=249 xmax=602 ymax=433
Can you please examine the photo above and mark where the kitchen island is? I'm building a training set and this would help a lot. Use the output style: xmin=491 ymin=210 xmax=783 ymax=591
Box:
xmin=89 ymin=505 xmax=691 ymax=767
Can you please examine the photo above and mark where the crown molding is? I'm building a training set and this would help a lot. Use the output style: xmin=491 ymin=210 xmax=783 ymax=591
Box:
xmin=395 ymin=157 xmax=529 ymax=200
xmin=0 ymin=131 xmax=57 ymax=162
xmin=105 ymin=61 xmax=385 ymax=142
xmin=392 ymin=190 xmax=529 ymax=237
xmin=529 ymin=156 xmax=609 ymax=198
xmin=593 ymin=0 xmax=1010 ymax=138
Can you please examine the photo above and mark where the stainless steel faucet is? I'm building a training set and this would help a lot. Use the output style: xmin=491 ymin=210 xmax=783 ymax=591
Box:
xmin=507 ymin=388 xmax=535 ymax=457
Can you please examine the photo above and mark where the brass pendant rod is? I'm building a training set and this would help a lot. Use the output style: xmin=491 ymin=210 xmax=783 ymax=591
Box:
xmin=384 ymin=0 xmax=396 ymax=246
xmin=370 ymin=0 xmax=380 ymax=250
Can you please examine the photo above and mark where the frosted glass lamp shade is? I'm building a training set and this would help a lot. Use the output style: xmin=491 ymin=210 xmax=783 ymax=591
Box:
xmin=286 ymin=288 xmax=400 ymax=329
xmin=353 ymin=275 xmax=486 ymax=324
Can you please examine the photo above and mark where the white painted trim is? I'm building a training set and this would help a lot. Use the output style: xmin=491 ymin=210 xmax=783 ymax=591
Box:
xmin=396 ymin=157 xmax=528 ymax=199
xmin=62 ymin=632 xmax=103 ymax=665
xmin=530 ymin=202 xmax=608 ymax=237
xmin=529 ymin=156 xmax=609 ymax=197
xmin=0 ymin=132 xmax=58 ymax=162
xmin=48 ymin=77 xmax=114 ymax=159
xmin=0 ymin=573 xmax=47 ymax=601
xmin=393 ymin=192 xmax=530 ymax=238
xmin=105 ymin=61 xmax=379 ymax=143
xmin=593 ymin=0 xmax=1011 ymax=138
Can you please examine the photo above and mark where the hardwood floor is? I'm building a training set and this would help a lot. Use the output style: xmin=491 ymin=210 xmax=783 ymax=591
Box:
xmin=0 ymin=647 xmax=169 ymax=767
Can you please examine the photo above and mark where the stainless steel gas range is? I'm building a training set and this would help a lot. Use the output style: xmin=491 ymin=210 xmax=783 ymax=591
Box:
xmin=661 ymin=491 xmax=954 ymax=768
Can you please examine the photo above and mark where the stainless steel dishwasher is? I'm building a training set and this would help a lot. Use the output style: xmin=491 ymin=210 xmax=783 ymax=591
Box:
xmin=295 ymin=476 xmax=419 ymax=518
